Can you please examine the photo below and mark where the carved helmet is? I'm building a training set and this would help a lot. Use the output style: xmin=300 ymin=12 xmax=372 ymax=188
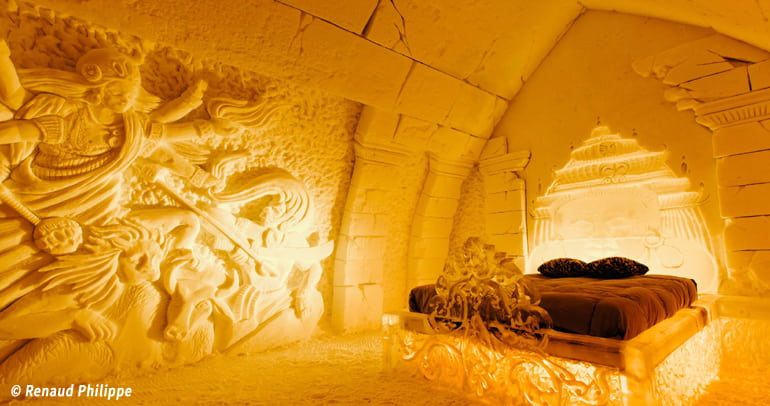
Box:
xmin=75 ymin=47 xmax=141 ymax=84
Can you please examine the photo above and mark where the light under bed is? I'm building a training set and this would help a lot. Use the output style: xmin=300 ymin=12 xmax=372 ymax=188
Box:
xmin=385 ymin=282 xmax=719 ymax=406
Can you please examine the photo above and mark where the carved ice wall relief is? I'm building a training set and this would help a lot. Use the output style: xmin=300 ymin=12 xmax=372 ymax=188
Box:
xmin=528 ymin=126 xmax=718 ymax=292
xmin=0 ymin=3 xmax=352 ymax=394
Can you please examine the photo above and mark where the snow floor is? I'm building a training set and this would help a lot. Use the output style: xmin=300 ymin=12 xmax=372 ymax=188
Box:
xmin=13 ymin=331 xmax=769 ymax=405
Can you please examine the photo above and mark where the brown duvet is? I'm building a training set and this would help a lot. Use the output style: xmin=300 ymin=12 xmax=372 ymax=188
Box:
xmin=409 ymin=274 xmax=697 ymax=340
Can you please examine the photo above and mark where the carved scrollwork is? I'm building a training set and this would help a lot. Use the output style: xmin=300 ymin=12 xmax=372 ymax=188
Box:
xmin=397 ymin=327 xmax=615 ymax=406
xmin=599 ymin=162 xmax=629 ymax=184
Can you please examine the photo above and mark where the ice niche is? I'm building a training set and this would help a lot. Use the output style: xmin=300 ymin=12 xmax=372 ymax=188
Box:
xmin=529 ymin=126 xmax=718 ymax=293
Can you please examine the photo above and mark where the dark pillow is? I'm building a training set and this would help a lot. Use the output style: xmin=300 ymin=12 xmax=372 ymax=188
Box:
xmin=585 ymin=257 xmax=648 ymax=279
xmin=537 ymin=258 xmax=587 ymax=278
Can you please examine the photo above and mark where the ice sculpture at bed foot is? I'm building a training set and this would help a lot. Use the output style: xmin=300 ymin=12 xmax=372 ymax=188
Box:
xmin=0 ymin=29 xmax=332 ymax=395
xmin=425 ymin=237 xmax=551 ymax=345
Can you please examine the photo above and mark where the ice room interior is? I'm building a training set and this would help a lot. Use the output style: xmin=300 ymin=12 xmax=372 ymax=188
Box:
xmin=0 ymin=0 xmax=769 ymax=405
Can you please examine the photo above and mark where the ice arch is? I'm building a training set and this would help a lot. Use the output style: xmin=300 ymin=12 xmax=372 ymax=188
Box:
xmin=528 ymin=126 xmax=718 ymax=293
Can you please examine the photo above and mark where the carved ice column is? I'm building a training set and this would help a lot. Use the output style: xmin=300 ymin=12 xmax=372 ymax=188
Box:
xmin=332 ymin=109 xmax=411 ymax=332
xmin=635 ymin=34 xmax=770 ymax=293
xmin=407 ymin=155 xmax=473 ymax=288
xmin=478 ymin=146 xmax=531 ymax=270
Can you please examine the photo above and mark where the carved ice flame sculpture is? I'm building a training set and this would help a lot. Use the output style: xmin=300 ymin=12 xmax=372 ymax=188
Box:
xmin=400 ymin=237 xmax=612 ymax=405
xmin=528 ymin=126 xmax=718 ymax=293
xmin=0 ymin=40 xmax=332 ymax=395
xmin=428 ymin=237 xmax=551 ymax=347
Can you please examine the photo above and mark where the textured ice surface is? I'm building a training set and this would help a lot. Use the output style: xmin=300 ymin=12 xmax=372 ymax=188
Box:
xmin=15 ymin=332 xmax=483 ymax=406
xmin=13 ymin=321 xmax=770 ymax=405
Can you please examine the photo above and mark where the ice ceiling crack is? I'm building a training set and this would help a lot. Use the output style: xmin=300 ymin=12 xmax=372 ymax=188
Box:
xmin=387 ymin=0 xmax=412 ymax=56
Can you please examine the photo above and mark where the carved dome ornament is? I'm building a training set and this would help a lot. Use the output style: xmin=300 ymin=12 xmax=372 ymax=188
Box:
xmin=529 ymin=126 xmax=718 ymax=293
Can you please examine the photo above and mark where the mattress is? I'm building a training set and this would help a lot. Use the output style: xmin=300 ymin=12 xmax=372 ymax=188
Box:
xmin=409 ymin=274 xmax=698 ymax=340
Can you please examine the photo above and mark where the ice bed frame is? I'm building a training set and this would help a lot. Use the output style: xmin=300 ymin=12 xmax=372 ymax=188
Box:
xmin=383 ymin=272 xmax=721 ymax=406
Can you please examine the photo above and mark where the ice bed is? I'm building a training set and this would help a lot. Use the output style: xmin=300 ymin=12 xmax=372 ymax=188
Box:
xmin=410 ymin=274 xmax=699 ymax=341
xmin=383 ymin=250 xmax=720 ymax=406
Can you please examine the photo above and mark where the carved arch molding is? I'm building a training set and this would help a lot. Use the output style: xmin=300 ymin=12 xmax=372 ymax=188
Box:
xmin=635 ymin=34 xmax=770 ymax=295
xmin=0 ymin=2 xmax=358 ymax=393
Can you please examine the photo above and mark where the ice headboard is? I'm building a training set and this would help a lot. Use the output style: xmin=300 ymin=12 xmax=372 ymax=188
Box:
xmin=529 ymin=126 xmax=718 ymax=293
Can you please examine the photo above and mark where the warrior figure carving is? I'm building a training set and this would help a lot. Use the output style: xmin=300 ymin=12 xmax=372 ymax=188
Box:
xmin=0 ymin=38 xmax=332 ymax=393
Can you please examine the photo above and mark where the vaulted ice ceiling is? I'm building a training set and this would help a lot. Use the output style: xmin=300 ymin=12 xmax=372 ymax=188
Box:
xmin=25 ymin=0 xmax=770 ymax=150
